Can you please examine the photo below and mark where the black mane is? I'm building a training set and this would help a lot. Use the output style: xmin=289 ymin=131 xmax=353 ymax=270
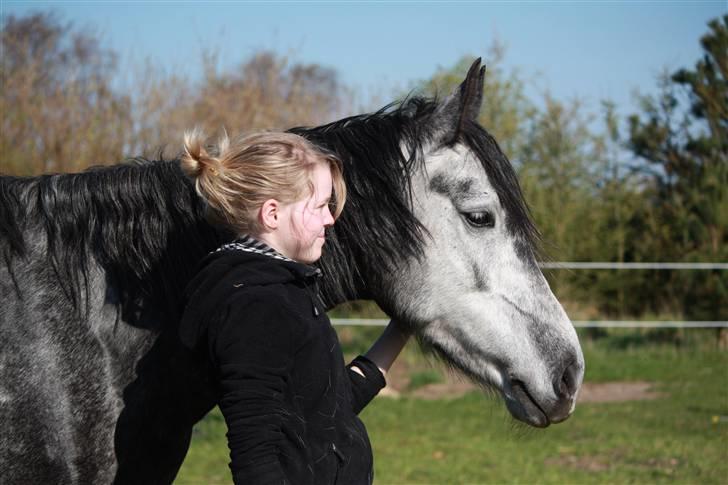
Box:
xmin=0 ymin=161 xmax=226 ymax=322
xmin=292 ymin=98 xmax=434 ymax=303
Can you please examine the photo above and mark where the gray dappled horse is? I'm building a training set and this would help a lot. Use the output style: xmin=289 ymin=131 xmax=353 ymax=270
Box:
xmin=0 ymin=60 xmax=584 ymax=484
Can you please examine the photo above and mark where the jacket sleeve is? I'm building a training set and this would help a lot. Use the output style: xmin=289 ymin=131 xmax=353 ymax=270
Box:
xmin=208 ymin=293 xmax=297 ymax=485
xmin=345 ymin=354 xmax=387 ymax=415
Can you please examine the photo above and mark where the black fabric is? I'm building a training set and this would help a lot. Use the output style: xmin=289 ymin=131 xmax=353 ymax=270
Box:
xmin=179 ymin=249 xmax=385 ymax=485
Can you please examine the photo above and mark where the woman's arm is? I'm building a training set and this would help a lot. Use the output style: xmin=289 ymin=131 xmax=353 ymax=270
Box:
xmin=345 ymin=320 xmax=411 ymax=414
xmin=212 ymin=294 xmax=296 ymax=485
xmin=351 ymin=320 xmax=411 ymax=377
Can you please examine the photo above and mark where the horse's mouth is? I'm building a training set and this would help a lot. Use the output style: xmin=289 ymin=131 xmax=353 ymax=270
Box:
xmin=506 ymin=379 xmax=551 ymax=428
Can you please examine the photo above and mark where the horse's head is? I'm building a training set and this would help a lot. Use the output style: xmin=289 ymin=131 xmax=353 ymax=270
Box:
xmin=305 ymin=59 xmax=583 ymax=427
xmin=376 ymin=60 xmax=583 ymax=427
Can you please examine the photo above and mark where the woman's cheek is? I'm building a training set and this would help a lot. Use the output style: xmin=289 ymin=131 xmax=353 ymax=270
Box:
xmin=303 ymin=213 xmax=325 ymax=233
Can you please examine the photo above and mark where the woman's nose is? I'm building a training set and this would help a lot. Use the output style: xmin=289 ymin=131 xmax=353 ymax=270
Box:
xmin=324 ymin=207 xmax=335 ymax=226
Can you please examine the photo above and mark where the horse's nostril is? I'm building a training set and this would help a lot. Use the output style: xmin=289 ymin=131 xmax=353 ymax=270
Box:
xmin=560 ymin=374 xmax=568 ymax=394
xmin=556 ymin=362 xmax=579 ymax=398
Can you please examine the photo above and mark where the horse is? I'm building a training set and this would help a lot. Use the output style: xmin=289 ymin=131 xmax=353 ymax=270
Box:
xmin=0 ymin=59 xmax=584 ymax=484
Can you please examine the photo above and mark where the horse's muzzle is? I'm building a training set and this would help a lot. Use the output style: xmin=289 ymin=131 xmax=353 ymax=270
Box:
xmin=504 ymin=359 xmax=584 ymax=427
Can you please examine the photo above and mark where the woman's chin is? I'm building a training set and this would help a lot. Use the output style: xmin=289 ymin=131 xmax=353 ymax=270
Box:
xmin=296 ymin=245 xmax=323 ymax=264
xmin=311 ymin=248 xmax=323 ymax=262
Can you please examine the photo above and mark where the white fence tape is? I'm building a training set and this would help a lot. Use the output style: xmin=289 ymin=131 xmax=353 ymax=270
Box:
xmin=329 ymin=318 xmax=728 ymax=328
xmin=571 ymin=321 xmax=728 ymax=328
xmin=540 ymin=262 xmax=728 ymax=270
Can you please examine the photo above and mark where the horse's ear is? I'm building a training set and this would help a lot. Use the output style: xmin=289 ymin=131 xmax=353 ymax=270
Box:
xmin=431 ymin=58 xmax=486 ymax=145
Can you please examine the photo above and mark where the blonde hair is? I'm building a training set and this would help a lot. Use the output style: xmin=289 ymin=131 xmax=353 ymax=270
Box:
xmin=180 ymin=130 xmax=346 ymax=234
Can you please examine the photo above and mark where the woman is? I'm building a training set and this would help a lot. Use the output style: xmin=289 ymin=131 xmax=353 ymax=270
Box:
xmin=178 ymin=131 xmax=410 ymax=484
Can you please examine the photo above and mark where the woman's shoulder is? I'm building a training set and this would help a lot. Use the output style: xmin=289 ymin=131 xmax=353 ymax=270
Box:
xmin=187 ymin=248 xmax=303 ymax=309
xmin=181 ymin=272 xmax=298 ymax=347
xmin=208 ymin=283 xmax=314 ymax=355
xmin=224 ymin=282 xmax=298 ymax=312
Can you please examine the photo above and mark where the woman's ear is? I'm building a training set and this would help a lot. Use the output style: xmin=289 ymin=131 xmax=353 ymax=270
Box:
xmin=259 ymin=198 xmax=280 ymax=230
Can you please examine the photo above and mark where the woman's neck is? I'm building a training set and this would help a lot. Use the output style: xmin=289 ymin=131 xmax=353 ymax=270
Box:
xmin=244 ymin=233 xmax=292 ymax=261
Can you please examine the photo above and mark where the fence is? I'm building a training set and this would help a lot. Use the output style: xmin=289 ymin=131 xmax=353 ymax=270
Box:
xmin=331 ymin=262 xmax=728 ymax=328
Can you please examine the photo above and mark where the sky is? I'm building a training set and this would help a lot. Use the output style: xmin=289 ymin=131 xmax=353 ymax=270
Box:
xmin=3 ymin=1 xmax=725 ymax=118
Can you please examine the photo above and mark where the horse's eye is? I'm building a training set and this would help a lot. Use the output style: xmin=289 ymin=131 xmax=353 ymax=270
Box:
xmin=463 ymin=211 xmax=495 ymax=228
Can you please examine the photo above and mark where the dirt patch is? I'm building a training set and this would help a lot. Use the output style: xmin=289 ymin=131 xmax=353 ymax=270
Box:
xmin=577 ymin=381 xmax=662 ymax=403
xmin=545 ymin=452 xmax=680 ymax=473
xmin=376 ymin=357 xmax=478 ymax=399
xmin=410 ymin=381 xmax=478 ymax=400
xmin=544 ymin=454 xmax=610 ymax=471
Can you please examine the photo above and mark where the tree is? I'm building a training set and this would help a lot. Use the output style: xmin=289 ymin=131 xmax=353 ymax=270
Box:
xmin=0 ymin=13 xmax=131 ymax=174
xmin=628 ymin=15 xmax=728 ymax=320
xmin=0 ymin=13 xmax=352 ymax=173
xmin=131 ymin=50 xmax=350 ymax=158
xmin=518 ymin=95 xmax=602 ymax=259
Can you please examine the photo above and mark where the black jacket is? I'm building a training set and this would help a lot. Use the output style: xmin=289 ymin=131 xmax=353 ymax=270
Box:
xmin=179 ymin=247 xmax=386 ymax=484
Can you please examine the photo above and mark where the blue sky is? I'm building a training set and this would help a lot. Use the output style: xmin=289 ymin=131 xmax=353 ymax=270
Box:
xmin=3 ymin=1 xmax=725 ymax=117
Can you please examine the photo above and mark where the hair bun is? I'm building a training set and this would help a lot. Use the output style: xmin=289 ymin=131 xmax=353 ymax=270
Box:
xmin=181 ymin=129 xmax=219 ymax=178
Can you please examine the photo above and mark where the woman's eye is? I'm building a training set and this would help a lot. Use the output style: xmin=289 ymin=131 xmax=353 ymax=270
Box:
xmin=463 ymin=211 xmax=495 ymax=228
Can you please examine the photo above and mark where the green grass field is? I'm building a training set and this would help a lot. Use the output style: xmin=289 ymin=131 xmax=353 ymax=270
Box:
xmin=175 ymin=329 xmax=728 ymax=484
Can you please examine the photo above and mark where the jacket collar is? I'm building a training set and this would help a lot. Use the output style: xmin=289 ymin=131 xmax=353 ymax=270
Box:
xmin=212 ymin=234 xmax=294 ymax=262
xmin=209 ymin=235 xmax=322 ymax=283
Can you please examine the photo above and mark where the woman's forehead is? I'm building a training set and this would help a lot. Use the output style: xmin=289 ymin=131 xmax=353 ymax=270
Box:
xmin=311 ymin=164 xmax=333 ymax=195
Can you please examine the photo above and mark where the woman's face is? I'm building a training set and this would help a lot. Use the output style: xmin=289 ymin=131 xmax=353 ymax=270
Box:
xmin=277 ymin=163 xmax=335 ymax=264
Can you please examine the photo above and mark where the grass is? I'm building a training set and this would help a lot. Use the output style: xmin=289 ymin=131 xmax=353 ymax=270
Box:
xmin=407 ymin=370 xmax=444 ymax=391
xmin=175 ymin=329 xmax=728 ymax=484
